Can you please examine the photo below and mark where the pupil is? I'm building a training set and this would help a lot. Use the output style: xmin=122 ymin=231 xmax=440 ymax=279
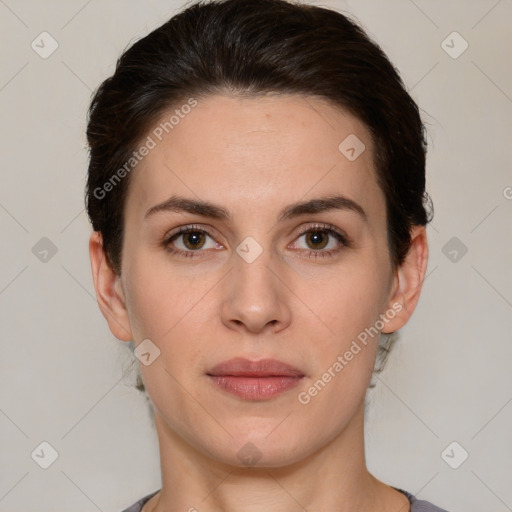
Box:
xmin=308 ymin=231 xmax=327 ymax=249
xmin=185 ymin=232 xmax=204 ymax=249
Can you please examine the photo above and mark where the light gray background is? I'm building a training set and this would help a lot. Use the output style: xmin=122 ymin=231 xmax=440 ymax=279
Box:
xmin=1 ymin=1 xmax=511 ymax=511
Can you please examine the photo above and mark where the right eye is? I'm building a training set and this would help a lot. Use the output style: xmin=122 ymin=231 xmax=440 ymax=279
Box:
xmin=163 ymin=225 xmax=223 ymax=258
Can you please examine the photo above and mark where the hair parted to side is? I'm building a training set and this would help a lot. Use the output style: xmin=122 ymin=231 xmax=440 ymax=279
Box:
xmin=85 ymin=0 xmax=433 ymax=392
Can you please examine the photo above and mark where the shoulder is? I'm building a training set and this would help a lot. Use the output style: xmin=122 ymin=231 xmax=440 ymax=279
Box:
xmin=396 ymin=488 xmax=451 ymax=512
xmin=120 ymin=490 xmax=160 ymax=512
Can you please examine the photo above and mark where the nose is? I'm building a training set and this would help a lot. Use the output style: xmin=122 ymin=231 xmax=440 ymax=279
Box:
xmin=220 ymin=245 xmax=292 ymax=335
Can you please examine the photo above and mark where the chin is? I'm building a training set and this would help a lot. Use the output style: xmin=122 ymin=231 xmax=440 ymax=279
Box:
xmin=199 ymin=428 xmax=312 ymax=469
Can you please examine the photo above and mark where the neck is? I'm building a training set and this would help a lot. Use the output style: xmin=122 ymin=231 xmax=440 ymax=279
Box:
xmin=145 ymin=402 xmax=406 ymax=512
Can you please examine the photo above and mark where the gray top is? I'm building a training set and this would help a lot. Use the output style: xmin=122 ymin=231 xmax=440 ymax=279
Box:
xmin=120 ymin=488 xmax=450 ymax=511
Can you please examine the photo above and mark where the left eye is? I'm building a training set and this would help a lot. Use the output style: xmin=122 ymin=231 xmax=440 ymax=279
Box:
xmin=294 ymin=229 xmax=342 ymax=251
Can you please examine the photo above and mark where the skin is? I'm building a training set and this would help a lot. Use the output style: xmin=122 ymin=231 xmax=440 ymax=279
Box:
xmin=89 ymin=94 xmax=428 ymax=512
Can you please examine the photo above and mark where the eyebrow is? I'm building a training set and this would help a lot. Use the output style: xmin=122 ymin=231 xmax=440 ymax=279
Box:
xmin=144 ymin=194 xmax=367 ymax=223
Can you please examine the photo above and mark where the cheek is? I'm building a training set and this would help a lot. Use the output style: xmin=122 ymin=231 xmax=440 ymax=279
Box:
xmin=296 ymin=267 xmax=388 ymax=424
xmin=310 ymin=260 xmax=391 ymax=345
xmin=122 ymin=250 xmax=209 ymax=340
xmin=122 ymin=255 xmax=221 ymax=391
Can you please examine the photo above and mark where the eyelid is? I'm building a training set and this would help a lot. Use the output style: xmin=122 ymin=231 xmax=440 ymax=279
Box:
xmin=293 ymin=222 xmax=349 ymax=245
xmin=165 ymin=223 xmax=216 ymax=239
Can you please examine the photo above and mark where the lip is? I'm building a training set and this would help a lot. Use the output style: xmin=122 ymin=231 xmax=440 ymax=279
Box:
xmin=207 ymin=357 xmax=305 ymax=400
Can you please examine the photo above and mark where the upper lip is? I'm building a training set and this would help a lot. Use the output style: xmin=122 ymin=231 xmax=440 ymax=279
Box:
xmin=207 ymin=357 xmax=304 ymax=377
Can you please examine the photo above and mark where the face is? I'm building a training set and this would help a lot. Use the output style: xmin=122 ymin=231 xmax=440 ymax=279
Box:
xmin=93 ymin=94 xmax=422 ymax=468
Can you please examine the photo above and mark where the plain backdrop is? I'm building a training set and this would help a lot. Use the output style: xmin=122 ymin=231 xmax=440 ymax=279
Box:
xmin=0 ymin=1 xmax=511 ymax=511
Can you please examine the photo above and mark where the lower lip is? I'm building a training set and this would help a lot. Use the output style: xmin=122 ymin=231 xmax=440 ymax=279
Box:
xmin=208 ymin=375 xmax=303 ymax=400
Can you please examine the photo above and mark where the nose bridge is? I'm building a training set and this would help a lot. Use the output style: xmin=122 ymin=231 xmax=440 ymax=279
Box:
xmin=234 ymin=235 xmax=278 ymax=303
xmin=221 ymin=234 xmax=291 ymax=333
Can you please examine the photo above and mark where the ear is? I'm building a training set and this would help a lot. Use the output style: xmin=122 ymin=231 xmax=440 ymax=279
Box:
xmin=381 ymin=225 xmax=429 ymax=334
xmin=89 ymin=231 xmax=133 ymax=341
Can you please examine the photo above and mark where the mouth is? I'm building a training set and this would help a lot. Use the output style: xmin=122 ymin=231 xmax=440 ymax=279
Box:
xmin=206 ymin=357 xmax=305 ymax=400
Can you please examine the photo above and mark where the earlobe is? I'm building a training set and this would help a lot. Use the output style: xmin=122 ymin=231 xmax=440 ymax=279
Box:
xmin=381 ymin=226 xmax=429 ymax=334
xmin=89 ymin=231 xmax=133 ymax=341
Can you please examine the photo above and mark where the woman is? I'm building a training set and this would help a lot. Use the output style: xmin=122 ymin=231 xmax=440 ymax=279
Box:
xmin=85 ymin=0 xmax=447 ymax=510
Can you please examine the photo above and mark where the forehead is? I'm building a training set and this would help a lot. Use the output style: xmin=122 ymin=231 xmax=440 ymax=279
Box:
xmin=124 ymin=94 xmax=383 ymax=223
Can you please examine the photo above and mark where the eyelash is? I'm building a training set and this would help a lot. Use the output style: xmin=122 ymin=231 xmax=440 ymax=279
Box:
xmin=162 ymin=223 xmax=350 ymax=260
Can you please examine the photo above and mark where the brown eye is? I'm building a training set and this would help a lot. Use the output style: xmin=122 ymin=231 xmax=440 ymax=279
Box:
xmin=305 ymin=230 xmax=329 ymax=250
xmin=182 ymin=231 xmax=207 ymax=250
xmin=291 ymin=224 xmax=349 ymax=259
xmin=164 ymin=226 xmax=220 ymax=257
